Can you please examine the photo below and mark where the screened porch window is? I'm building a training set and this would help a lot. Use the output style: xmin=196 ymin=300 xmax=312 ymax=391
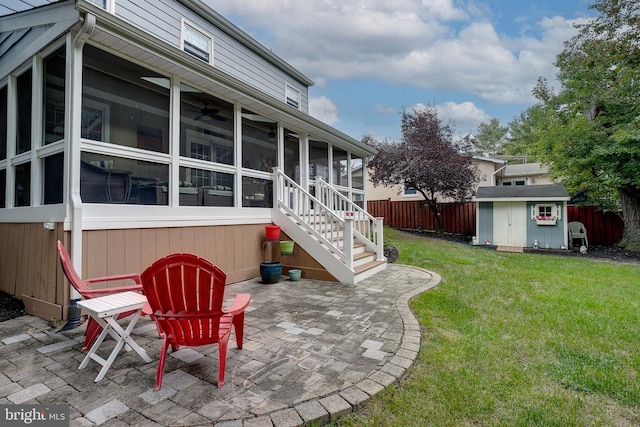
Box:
xmin=180 ymin=86 xmax=234 ymax=166
xmin=284 ymin=129 xmax=300 ymax=183
xmin=241 ymin=109 xmax=277 ymax=172
xmin=17 ymin=69 xmax=32 ymax=155
xmin=0 ymin=85 xmax=6 ymax=161
xmin=80 ymin=153 xmax=169 ymax=205
xmin=44 ymin=46 xmax=66 ymax=145
xmin=82 ymin=45 xmax=170 ymax=153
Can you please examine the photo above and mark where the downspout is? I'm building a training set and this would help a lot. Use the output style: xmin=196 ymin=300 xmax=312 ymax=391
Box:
xmin=61 ymin=14 xmax=96 ymax=331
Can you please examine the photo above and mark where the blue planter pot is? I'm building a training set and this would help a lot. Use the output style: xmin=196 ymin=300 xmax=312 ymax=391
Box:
xmin=260 ymin=262 xmax=281 ymax=284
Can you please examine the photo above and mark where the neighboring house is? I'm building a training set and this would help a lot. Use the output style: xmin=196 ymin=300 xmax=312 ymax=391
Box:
xmin=493 ymin=162 xmax=551 ymax=186
xmin=367 ymin=159 xmax=551 ymax=202
xmin=475 ymin=184 xmax=570 ymax=249
xmin=0 ymin=0 xmax=384 ymax=321
xmin=367 ymin=157 xmax=506 ymax=202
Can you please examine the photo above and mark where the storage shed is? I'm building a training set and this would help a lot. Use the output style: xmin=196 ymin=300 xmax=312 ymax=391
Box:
xmin=475 ymin=184 xmax=570 ymax=249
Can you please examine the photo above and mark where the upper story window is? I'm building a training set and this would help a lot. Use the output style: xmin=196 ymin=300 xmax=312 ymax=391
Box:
xmin=86 ymin=0 xmax=114 ymax=13
xmin=285 ymin=84 xmax=300 ymax=109
xmin=182 ymin=20 xmax=213 ymax=64
xmin=502 ymin=179 xmax=526 ymax=186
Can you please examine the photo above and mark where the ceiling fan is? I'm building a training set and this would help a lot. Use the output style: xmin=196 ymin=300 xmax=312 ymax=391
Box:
xmin=193 ymin=102 xmax=226 ymax=122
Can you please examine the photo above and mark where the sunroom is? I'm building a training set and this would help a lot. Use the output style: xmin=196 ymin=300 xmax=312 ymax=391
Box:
xmin=0 ymin=0 xmax=383 ymax=320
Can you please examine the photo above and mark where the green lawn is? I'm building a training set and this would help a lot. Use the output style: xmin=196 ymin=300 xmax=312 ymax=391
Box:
xmin=339 ymin=228 xmax=640 ymax=426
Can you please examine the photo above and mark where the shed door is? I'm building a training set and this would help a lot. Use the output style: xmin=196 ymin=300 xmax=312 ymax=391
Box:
xmin=493 ymin=202 xmax=527 ymax=246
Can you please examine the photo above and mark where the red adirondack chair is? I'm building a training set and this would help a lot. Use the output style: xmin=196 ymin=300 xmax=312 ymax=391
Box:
xmin=56 ymin=240 xmax=150 ymax=352
xmin=140 ymin=253 xmax=250 ymax=390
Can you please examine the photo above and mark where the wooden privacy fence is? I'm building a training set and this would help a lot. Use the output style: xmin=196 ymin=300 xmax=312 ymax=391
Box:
xmin=566 ymin=205 xmax=624 ymax=246
xmin=368 ymin=200 xmax=624 ymax=246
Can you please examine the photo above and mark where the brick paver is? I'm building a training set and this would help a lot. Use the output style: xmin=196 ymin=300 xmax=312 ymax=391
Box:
xmin=0 ymin=264 xmax=439 ymax=425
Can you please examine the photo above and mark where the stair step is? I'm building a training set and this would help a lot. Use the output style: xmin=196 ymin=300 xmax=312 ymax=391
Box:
xmin=354 ymin=259 xmax=386 ymax=275
xmin=353 ymin=251 xmax=374 ymax=261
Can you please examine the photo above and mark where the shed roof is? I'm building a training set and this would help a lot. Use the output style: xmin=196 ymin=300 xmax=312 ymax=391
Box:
xmin=476 ymin=184 xmax=570 ymax=201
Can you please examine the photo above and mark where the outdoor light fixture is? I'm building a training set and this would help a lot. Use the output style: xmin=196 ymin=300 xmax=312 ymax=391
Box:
xmin=43 ymin=222 xmax=55 ymax=230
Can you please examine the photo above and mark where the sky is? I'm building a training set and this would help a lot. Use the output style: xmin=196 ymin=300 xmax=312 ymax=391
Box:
xmin=205 ymin=0 xmax=597 ymax=142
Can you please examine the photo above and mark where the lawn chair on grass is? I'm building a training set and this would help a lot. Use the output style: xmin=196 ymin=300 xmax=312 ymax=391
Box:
xmin=568 ymin=221 xmax=588 ymax=249
xmin=56 ymin=240 xmax=152 ymax=351
xmin=140 ymin=253 xmax=250 ymax=390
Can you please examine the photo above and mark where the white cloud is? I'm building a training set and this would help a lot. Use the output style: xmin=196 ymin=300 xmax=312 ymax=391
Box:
xmin=205 ymin=0 xmax=582 ymax=106
xmin=310 ymin=96 xmax=339 ymax=125
xmin=410 ymin=101 xmax=491 ymax=135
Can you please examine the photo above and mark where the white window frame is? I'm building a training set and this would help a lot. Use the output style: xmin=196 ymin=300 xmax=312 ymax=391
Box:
xmin=181 ymin=19 xmax=213 ymax=65
xmin=403 ymin=181 xmax=418 ymax=197
xmin=81 ymin=98 xmax=110 ymax=143
xmin=86 ymin=0 xmax=115 ymax=13
xmin=502 ymin=178 xmax=527 ymax=186
xmin=531 ymin=204 xmax=561 ymax=221
xmin=285 ymin=84 xmax=300 ymax=109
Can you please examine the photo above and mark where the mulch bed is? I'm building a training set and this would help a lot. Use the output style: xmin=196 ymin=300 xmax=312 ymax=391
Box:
xmin=0 ymin=291 xmax=27 ymax=322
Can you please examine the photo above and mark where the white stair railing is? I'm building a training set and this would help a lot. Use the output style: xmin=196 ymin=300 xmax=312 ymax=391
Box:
xmin=316 ymin=178 xmax=384 ymax=261
xmin=273 ymin=168 xmax=355 ymax=268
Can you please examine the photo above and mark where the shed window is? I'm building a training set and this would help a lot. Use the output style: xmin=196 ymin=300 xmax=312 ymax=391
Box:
xmin=538 ymin=205 xmax=553 ymax=218
xmin=532 ymin=204 xmax=560 ymax=221
xmin=182 ymin=21 xmax=212 ymax=63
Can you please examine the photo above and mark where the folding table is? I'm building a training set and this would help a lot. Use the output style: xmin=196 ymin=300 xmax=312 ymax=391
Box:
xmin=77 ymin=291 xmax=152 ymax=382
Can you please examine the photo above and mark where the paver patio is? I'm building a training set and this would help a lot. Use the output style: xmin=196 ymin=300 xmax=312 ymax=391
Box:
xmin=0 ymin=264 xmax=440 ymax=426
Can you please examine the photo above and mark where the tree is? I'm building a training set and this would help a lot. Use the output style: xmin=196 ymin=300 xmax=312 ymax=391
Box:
xmin=507 ymin=0 xmax=640 ymax=250
xmin=469 ymin=118 xmax=508 ymax=157
xmin=365 ymin=107 xmax=479 ymax=233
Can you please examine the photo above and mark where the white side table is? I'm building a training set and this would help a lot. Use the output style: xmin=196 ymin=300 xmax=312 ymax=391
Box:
xmin=77 ymin=291 xmax=152 ymax=382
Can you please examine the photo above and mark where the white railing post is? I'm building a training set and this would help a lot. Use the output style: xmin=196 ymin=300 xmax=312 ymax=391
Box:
xmin=344 ymin=212 xmax=354 ymax=269
xmin=273 ymin=167 xmax=281 ymax=208
xmin=375 ymin=217 xmax=384 ymax=261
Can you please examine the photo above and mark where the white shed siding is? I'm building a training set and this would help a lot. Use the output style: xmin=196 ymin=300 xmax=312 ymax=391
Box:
xmin=113 ymin=0 xmax=309 ymax=112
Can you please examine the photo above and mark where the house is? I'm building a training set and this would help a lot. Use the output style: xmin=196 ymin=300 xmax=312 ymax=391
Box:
xmin=475 ymin=184 xmax=570 ymax=249
xmin=367 ymin=157 xmax=506 ymax=202
xmin=492 ymin=162 xmax=551 ymax=186
xmin=0 ymin=0 xmax=385 ymax=321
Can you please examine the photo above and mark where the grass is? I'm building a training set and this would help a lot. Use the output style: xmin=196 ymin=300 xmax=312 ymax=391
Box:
xmin=338 ymin=228 xmax=640 ymax=426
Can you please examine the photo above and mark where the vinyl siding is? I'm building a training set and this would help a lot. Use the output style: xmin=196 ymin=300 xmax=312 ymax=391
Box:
xmin=115 ymin=0 xmax=309 ymax=112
